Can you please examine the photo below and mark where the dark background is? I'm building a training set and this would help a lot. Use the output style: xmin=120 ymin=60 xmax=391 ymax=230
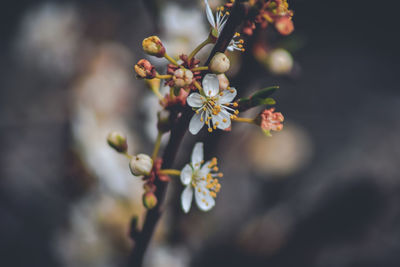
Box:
xmin=1 ymin=0 xmax=399 ymax=266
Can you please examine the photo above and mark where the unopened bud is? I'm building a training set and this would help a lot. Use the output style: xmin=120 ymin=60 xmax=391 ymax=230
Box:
xmin=142 ymin=36 xmax=165 ymax=57
xmin=267 ymin=48 xmax=293 ymax=75
xmin=143 ymin=192 xmax=158 ymax=209
xmin=217 ymin=74 xmax=230 ymax=90
xmin=173 ymin=69 xmax=193 ymax=88
xmin=107 ymin=131 xmax=127 ymax=153
xmin=275 ymin=17 xmax=294 ymax=36
xmin=209 ymin=52 xmax=230 ymax=74
xmin=129 ymin=154 xmax=153 ymax=176
xmin=134 ymin=59 xmax=156 ymax=79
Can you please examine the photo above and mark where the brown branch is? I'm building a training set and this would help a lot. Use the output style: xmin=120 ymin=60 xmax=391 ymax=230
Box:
xmin=205 ymin=0 xmax=247 ymax=65
xmin=127 ymin=109 xmax=191 ymax=267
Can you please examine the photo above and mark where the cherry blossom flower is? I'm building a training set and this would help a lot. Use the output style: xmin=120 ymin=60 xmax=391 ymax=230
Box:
xmin=187 ymin=74 xmax=238 ymax=134
xmin=204 ymin=0 xmax=244 ymax=52
xmin=180 ymin=142 xmax=222 ymax=213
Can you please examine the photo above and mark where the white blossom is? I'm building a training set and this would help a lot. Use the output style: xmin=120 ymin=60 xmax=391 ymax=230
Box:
xmin=187 ymin=74 xmax=238 ymax=135
xmin=180 ymin=143 xmax=222 ymax=213
xmin=204 ymin=0 xmax=244 ymax=52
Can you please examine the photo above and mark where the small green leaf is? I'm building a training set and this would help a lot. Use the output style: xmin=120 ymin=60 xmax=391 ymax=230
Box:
xmin=251 ymin=86 xmax=279 ymax=100
xmin=262 ymin=129 xmax=272 ymax=137
xmin=237 ymin=86 xmax=279 ymax=111
xmin=254 ymin=97 xmax=276 ymax=106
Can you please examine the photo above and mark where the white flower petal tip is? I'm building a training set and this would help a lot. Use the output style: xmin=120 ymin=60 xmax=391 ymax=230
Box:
xmin=189 ymin=112 xmax=204 ymax=135
xmin=181 ymin=185 xmax=193 ymax=213
xmin=202 ymin=74 xmax=219 ymax=97
xmin=180 ymin=144 xmax=222 ymax=213
xmin=204 ymin=0 xmax=215 ymax=28
xmin=191 ymin=142 xmax=204 ymax=168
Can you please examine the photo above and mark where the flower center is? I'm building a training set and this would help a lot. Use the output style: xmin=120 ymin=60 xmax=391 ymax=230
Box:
xmin=191 ymin=157 xmax=222 ymax=202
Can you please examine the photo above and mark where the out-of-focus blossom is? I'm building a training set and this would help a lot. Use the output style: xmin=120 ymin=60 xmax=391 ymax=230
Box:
xmin=71 ymin=43 xmax=141 ymax=197
xmin=267 ymin=48 xmax=294 ymax=75
xmin=15 ymin=3 xmax=82 ymax=77
xmin=158 ymin=3 xmax=208 ymax=60
xmin=143 ymin=245 xmax=190 ymax=267
xmin=247 ymin=123 xmax=313 ymax=176
xmin=55 ymin=195 xmax=143 ymax=267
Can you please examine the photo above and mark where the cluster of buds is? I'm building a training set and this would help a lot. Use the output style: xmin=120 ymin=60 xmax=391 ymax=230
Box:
xmin=225 ymin=0 xmax=294 ymax=36
xmin=165 ymin=54 xmax=202 ymax=91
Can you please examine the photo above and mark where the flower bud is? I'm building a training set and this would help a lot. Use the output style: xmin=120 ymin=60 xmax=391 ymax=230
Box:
xmin=142 ymin=36 xmax=165 ymax=57
xmin=267 ymin=48 xmax=293 ymax=75
xmin=173 ymin=69 xmax=193 ymax=88
xmin=129 ymin=154 xmax=153 ymax=176
xmin=143 ymin=192 xmax=158 ymax=209
xmin=217 ymin=74 xmax=230 ymax=90
xmin=134 ymin=59 xmax=156 ymax=79
xmin=107 ymin=131 xmax=127 ymax=153
xmin=256 ymin=108 xmax=284 ymax=135
xmin=275 ymin=16 xmax=294 ymax=36
xmin=209 ymin=52 xmax=230 ymax=74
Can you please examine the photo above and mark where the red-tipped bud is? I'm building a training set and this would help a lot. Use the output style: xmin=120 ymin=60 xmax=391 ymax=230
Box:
xmin=142 ymin=36 xmax=165 ymax=57
xmin=134 ymin=59 xmax=156 ymax=79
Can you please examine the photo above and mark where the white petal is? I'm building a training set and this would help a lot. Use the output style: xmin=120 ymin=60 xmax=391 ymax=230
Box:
xmin=181 ymin=185 xmax=193 ymax=213
xmin=194 ymin=182 xmax=215 ymax=211
xmin=191 ymin=142 xmax=204 ymax=169
xmin=204 ymin=0 xmax=215 ymax=27
xmin=219 ymin=87 xmax=237 ymax=104
xmin=202 ymin=74 xmax=219 ymax=97
xmin=198 ymin=160 xmax=211 ymax=178
xmin=189 ymin=113 xmax=204 ymax=135
xmin=180 ymin=164 xmax=193 ymax=185
xmin=212 ymin=109 xmax=231 ymax=130
xmin=187 ymin=93 xmax=204 ymax=108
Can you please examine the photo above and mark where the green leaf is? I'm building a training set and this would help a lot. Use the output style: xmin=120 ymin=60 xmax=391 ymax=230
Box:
xmin=262 ymin=129 xmax=272 ymax=137
xmin=253 ymin=97 xmax=276 ymax=106
xmin=251 ymin=86 xmax=279 ymax=100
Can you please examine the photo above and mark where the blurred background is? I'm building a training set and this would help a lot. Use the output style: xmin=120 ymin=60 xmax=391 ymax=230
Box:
xmin=0 ymin=0 xmax=399 ymax=266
